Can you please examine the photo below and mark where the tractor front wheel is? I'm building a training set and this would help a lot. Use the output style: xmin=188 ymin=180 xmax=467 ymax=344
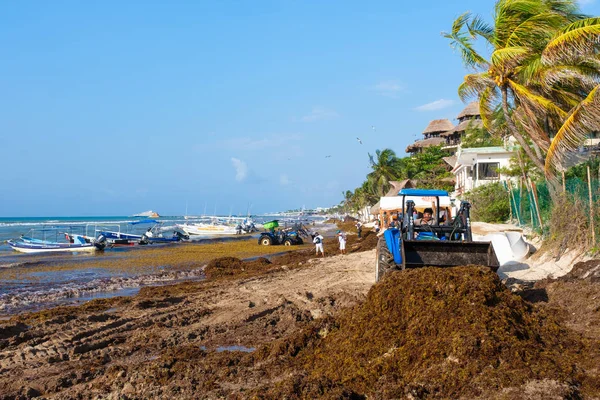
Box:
xmin=376 ymin=237 xmax=396 ymax=282
xmin=283 ymin=239 xmax=293 ymax=246
xmin=259 ymin=236 xmax=272 ymax=246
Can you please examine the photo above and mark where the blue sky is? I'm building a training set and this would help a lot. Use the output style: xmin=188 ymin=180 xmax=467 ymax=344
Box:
xmin=1 ymin=0 xmax=599 ymax=216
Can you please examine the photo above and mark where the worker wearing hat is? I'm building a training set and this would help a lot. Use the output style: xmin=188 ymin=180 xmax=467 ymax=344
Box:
xmin=337 ymin=230 xmax=347 ymax=255
xmin=313 ymin=232 xmax=325 ymax=257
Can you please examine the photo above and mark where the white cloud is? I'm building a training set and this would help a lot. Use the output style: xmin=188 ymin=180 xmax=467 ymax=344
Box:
xmin=414 ymin=99 xmax=455 ymax=111
xmin=370 ymin=80 xmax=404 ymax=98
xmin=280 ymin=174 xmax=290 ymax=185
xmin=231 ymin=158 xmax=248 ymax=182
xmin=300 ymin=107 xmax=339 ymax=122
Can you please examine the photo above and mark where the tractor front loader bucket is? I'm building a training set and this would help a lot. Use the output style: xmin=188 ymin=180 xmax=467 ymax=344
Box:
xmin=401 ymin=240 xmax=499 ymax=271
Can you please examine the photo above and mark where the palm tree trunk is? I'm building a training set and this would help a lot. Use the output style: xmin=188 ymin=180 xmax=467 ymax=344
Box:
xmin=501 ymin=86 xmax=546 ymax=172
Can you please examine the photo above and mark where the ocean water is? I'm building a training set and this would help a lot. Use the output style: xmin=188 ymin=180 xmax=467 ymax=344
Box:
xmin=0 ymin=215 xmax=322 ymax=251
xmin=0 ymin=215 xmax=325 ymax=316
xmin=0 ymin=216 xmax=190 ymax=254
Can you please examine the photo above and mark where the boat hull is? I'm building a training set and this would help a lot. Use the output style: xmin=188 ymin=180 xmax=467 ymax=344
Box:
xmin=8 ymin=240 xmax=97 ymax=254
xmin=177 ymin=223 xmax=239 ymax=236
xmin=97 ymin=231 xmax=143 ymax=241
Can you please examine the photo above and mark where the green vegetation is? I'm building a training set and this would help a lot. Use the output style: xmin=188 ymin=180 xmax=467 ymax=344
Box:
xmin=464 ymin=182 xmax=510 ymax=223
xmin=460 ymin=124 xmax=503 ymax=148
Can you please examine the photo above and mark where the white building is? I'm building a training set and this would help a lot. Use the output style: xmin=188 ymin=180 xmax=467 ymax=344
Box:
xmin=452 ymin=146 xmax=515 ymax=197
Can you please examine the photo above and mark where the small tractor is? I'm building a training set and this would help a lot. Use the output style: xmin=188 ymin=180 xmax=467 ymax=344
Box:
xmin=376 ymin=188 xmax=499 ymax=282
xmin=258 ymin=220 xmax=307 ymax=246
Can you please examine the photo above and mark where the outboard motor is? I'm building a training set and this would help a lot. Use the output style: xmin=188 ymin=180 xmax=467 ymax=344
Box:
xmin=174 ymin=231 xmax=189 ymax=241
xmin=94 ymin=234 xmax=107 ymax=251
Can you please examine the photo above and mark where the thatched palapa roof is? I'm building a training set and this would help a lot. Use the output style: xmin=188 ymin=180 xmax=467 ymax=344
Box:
xmin=457 ymin=102 xmax=480 ymax=119
xmin=370 ymin=180 xmax=417 ymax=215
xmin=406 ymin=137 xmax=446 ymax=153
xmin=422 ymin=119 xmax=454 ymax=135
xmin=441 ymin=118 xmax=484 ymax=137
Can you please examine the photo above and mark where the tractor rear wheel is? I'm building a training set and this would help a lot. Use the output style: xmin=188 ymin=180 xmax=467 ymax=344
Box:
xmin=283 ymin=239 xmax=293 ymax=246
xmin=259 ymin=236 xmax=272 ymax=246
xmin=376 ymin=237 xmax=396 ymax=282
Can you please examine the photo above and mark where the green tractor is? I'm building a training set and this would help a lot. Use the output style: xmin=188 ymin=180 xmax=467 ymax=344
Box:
xmin=258 ymin=220 xmax=306 ymax=246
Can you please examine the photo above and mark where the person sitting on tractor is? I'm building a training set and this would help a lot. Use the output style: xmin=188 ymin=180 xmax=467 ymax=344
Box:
xmin=415 ymin=207 xmax=435 ymax=226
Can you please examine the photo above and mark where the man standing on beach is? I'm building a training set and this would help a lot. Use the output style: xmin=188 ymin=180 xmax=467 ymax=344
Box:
xmin=337 ymin=230 xmax=346 ymax=255
xmin=356 ymin=221 xmax=362 ymax=238
xmin=313 ymin=232 xmax=324 ymax=257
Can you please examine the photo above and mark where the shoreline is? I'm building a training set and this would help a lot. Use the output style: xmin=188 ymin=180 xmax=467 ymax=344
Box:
xmin=0 ymin=222 xmax=345 ymax=317
xmin=0 ymin=234 xmax=318 ymax=317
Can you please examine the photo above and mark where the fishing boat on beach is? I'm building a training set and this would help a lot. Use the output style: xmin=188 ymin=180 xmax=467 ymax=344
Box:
xmin=177 ymin=216 xmax=258 ymax=236
xmin=8 ymin=230 xmax=102 ymax=253
xmin=176 ymin=222 xmax=239 ymax=236
xmin=96 ymin=220 xmax=188 ymax=246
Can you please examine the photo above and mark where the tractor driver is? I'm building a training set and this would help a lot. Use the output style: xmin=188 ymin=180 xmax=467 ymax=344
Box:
xmin=415 ymin=207 xmax=435 ymax=226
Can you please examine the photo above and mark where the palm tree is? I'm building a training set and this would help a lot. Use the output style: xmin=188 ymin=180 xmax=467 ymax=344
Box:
xmin=367 ymin=149 xmax=402 ymax=197
xmin=341 ymin=190 xmax=353 ymax=214
xmin=541 ymin=17 xmax=600 ymax=177
xmin=444 ymin=0 xmax=600 ymax=181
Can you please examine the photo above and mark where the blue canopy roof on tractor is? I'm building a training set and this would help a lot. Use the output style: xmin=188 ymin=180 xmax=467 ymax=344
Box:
xmin=398 ymin=188 xmax=449 ymax=197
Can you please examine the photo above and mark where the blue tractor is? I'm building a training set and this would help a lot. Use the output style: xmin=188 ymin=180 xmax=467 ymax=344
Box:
xmin=258 ymin=220 xmax=307 ymax=246
xmin=376 ymin=189 xmax=499 ymax=282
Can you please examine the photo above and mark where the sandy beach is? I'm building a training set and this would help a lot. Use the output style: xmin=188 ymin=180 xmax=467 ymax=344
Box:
xmin=1 ymin=228 xmax=600 ymax=398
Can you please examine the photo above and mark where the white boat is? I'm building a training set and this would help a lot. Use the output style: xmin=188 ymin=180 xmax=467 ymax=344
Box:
xmin=8 ymin=234 xmax=99 ymax=253
xmin=176 ymin=221 xmax=239 ymax=236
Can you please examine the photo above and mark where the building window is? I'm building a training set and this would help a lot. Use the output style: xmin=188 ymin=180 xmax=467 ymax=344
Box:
xmin=477 ymin=162 xmax=500 ymax=179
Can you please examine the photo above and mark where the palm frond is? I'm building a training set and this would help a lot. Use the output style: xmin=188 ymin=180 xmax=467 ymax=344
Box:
xmin=443 ymin=13 xmax=490 ymax=69
xmin=479 ymin=87 xmax=502 ymax=134
xmin=494 ymin=0 xmax=551 ymax=46
xmin=545 ymin=84 xmax=600 ymax=177
xmin=514 ymin=54 xmax=543 ymax=85
xmin=508 ymin=78 xmax=568 ymax=119
xmin=506 ymin=12 xmax=568 ymax=48
xmin=491 ymin=46 xmax=530 ymax=69
xmin=468 ymin=15 xmax=494 ymax=41
xmin=513 ymin=104 xmax=551 ymax=151
xmin=458 ymin=72 xmax=495 ymax=102
xmin=543 ymin=17 xmax=600 ymax=62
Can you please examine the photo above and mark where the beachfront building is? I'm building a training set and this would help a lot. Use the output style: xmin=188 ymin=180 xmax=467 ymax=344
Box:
xmin=405 ymin=119 xmax=454 ymax=155
xmin=451 ymin=146 xmax=515 ymax=197
xmin=442 ymin=102 xmax=483 ymax=151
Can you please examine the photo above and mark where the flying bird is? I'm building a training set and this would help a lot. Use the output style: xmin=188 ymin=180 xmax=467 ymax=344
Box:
xmin=356 ymin=137 xmax=363 ymax=144
xmin=371 ymin=126 xmax=376 ymax=131
xmin=325 ymin=155 xmax=331 ymax=158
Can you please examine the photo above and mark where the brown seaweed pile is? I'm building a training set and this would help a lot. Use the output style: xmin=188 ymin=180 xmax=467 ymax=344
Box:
xmin=204 ymin=256 xmax=273 ymax=279
xmin=253 ymin=267 xmax=585 ymax=398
